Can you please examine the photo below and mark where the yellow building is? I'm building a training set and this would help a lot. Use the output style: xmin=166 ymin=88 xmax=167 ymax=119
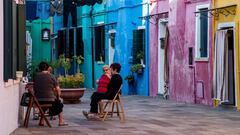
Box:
xmin=212 ymin=0 xmax=240 ymax=111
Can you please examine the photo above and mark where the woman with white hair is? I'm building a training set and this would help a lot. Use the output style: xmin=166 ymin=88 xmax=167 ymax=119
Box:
xmin=96 ymin=65 xmax=111 ymax=93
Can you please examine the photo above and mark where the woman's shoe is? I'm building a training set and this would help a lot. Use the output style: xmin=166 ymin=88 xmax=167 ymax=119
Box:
xmin=82 ymin=111 xmax=89 ymax=119
xmin=58 ymin=123 xmax=68 ymax=126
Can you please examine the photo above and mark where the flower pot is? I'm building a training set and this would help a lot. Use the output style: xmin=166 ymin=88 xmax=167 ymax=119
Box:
xmin=60 ymin=88 xmax=86 ymax=104
xmin=128 ymin=79 xmax=134 ymax=85
xmin=16 ymin=71 xmax=23 ymax=80
xmin=137 ymin=68 xmax=143 ymax=74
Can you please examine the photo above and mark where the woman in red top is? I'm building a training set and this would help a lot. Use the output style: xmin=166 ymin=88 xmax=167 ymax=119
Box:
xmin=96 ymin=65 xmax=111 ymax=93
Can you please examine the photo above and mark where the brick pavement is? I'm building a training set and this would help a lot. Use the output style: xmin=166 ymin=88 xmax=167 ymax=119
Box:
xmin=11 ymin=90 xmax=240 ymax=135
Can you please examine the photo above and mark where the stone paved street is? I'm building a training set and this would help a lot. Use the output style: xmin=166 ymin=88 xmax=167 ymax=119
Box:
xmin=11 ymin=90 xmax=240 ymax=135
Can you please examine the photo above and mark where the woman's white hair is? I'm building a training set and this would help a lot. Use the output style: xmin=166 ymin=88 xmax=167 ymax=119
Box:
xmin=102 ymin=65 xmax=110 ymax=70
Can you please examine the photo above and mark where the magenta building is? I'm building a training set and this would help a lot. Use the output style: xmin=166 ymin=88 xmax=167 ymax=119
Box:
xmin=149 ymin=0 xmax=213 ymax=106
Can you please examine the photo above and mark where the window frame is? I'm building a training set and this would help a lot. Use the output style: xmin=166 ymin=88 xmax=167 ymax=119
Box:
xmin=195 ymin=4 xmax=210 ymax=61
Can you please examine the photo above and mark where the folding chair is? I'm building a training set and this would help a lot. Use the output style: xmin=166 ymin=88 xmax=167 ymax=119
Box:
xmin=98 ymin=85 xmax=125 ymax=122
xmin=23 ymin=84 xmax=52 ymax=128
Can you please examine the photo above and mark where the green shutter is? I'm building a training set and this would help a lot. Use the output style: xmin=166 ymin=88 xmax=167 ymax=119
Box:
xmin=4 ymin=0 xmax=13 ymax=81
xmin=17 ymin=4 xmax=26 ymax=75
xmin=200 ymin=9 xmax=208 ymax=57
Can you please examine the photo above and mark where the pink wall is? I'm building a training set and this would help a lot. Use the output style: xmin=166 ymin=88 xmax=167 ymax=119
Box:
xmin=149 ymin=0 xmax=169 ymax=96
xmin=150 ymin=0 xmax=213 ymax=105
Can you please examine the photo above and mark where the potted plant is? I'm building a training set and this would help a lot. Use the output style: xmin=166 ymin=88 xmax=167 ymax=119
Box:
xmin=136 ymin=51 xmax=144 ymax=64
xmin=73 ymin=55 xmax=84 ymax=73
xmin=131 ymin=64 xmax=144 ymax=74
xmin=57 ymin=54 xmax=86 ymax=104
xmin=124 ymin=74 xmax=134 ymax=85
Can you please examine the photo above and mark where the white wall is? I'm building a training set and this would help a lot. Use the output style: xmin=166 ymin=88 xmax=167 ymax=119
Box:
xmin=0 ymin=1 xmax=20 ymax=135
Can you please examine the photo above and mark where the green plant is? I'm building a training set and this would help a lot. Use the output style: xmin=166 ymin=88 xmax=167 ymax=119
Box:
xmin=124 ymin=74 xmax=134 ymax=85
xmin=59 ymin=54 xmax=71 ymax=76
xmin=58 ymin=73 xmax=85 ymax=88
xmin=136 ymin=51 xmax=144 ymax=61
xmin=131 ymin=64 xmax=144 ymax=73
xmin=73 ymin=55 xmax=84 ymax=73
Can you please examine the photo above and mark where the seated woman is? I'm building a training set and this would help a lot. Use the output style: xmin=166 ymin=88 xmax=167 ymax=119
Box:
xmin=34 ymin=62 xmax=67 ymax=126
xmin=96 ymin=65 xmax=111 ymax=93
xmin=83 ymin=63 xmax=123 ymax=119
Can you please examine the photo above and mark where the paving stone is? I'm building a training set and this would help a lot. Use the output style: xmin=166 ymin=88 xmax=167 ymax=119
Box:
xmin=11 ymin=90 xmax=240 ymax=135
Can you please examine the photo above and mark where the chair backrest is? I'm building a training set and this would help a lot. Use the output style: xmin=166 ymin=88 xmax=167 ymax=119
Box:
xmin=112 ymin=85 xmax=123 ymax=101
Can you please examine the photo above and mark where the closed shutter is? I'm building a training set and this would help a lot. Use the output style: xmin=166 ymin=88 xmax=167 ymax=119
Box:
xmin=57 ymin=29 xmax=67 ymax=57
xmin=17 ymin=4 xmax=26 ymax=75
xmin=200 ymin=9 xmax=208 ymax=57
xmin=76 ymin=27 xmax=84 ymax=57
xmin=4 ymin=0 xmax=13 ymax=81
xmin=69 ymin=28 xmax=74 ymax=58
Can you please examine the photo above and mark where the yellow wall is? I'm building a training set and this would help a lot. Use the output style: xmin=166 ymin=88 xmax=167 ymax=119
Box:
xmin=213 ymin=0 xmax=240 ymax=111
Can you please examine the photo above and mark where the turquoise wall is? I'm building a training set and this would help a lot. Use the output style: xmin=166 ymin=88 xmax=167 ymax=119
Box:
xmin=26 ymin=19 xmax=52 ymax=65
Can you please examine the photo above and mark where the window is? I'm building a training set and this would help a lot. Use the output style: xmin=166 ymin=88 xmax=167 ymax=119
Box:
xmin=132 ymin=29 xmax=145 ymax=64
xmin=196 ymin=4 xmax=209 ymax=59
xmin=94 ymin=25 xmax=105 ymax=62
xmin=76 ymin=27 xmax=84 ymax=57
xmin=57 ymin=29 xmax=67 ymax=57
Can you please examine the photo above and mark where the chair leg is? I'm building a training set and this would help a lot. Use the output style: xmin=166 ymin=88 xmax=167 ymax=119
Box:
xmin=111 ymin=102 xmax=115 ymax=117
xmin=102 ymin=102 xmax=113 ymax=121
xmin=33 ymin=97 xmax=51 ymax=128
xmin=119 ymin=99 xmax=125 ymax=122
xmin=24 ymin=97 xmax=33 ymax=128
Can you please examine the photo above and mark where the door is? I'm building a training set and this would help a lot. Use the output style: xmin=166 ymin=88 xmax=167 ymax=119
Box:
xmin=158 ymin=21 xmax=167 ymax=94
xmin=109 ymin=31 xmax=115 ymax=65
xmin=226 ymin=30 xmax=235 ymax=105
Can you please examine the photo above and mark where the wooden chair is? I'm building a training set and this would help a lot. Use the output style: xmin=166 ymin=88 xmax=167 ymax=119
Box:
xmin=23 ymin=84 xmax=52 ymax=128
xmin=98 ymin=85 xmax=125 ymax=122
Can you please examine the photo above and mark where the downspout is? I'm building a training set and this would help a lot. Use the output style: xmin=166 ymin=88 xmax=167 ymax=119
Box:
xmin=146 ymin=2 xmax=150 ymax=96
xmin=90 ymin=6 xmax=95 ymax=88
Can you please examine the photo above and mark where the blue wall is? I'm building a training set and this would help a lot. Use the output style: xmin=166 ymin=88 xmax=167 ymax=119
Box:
xmin=53 ymin=0 xmax=150 ymax=96
xmin=106 ymin=0 xmax=150 ymax=96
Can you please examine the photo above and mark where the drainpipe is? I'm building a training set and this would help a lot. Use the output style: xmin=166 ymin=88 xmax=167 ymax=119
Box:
xmin=90 ymin=6 xmax=95 ymax=88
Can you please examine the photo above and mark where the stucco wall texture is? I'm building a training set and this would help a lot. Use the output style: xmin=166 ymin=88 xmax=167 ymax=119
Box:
xmin=150 ymin=0 xmax=213 ymax=106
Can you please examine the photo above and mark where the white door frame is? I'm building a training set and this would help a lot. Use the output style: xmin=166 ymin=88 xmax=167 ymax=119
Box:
xmin=108 ymin=29 xmax=116 ymax=65
xmin=158 ymin=20 xmax=167 ymax=94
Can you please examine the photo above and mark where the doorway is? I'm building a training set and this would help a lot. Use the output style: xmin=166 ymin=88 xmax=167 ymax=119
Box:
xmin=108 ymin=30 xmax=115 ymax=65
xmin=225 ymin=29 xmax=235 ymax=105
xmin=158 ymin=21 xmax=167 ymax=95
xmin=214 ymin=23 xmax=236 ymax=106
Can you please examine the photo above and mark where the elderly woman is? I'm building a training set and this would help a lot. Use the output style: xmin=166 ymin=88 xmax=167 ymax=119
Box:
xmin=96 ymin=65 xmax=111 ymax=93
xmin=34 ymin=62 xmax=67 ymax=126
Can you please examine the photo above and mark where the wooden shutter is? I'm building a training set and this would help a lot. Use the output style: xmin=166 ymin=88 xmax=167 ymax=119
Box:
xmin=17 ymin=4 xmax=26 ymax=75
xmin=57 ymin=29 xmax=67 ymax=57
xmin=4 ymin=0 xmax=13 ymax=81
xmin=76 ymin=27 xmax=84 ymax=57
xmin=200 ymin=9 xmax=208 ymax=57
xmin=69 ymin=28 xmax=74 ymax=58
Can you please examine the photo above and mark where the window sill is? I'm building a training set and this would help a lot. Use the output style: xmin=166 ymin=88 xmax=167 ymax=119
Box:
xmin=97 ymin=61 xmax=104 ymax=65
xmin=195 ymin=57 xmax=209 ymax=62
xmin=4 ymin=79 xmax=20 ymax=87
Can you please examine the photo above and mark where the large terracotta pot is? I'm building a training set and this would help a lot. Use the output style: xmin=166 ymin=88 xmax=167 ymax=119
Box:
xmin=60 ymin=88 xmax=86 ymax=104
